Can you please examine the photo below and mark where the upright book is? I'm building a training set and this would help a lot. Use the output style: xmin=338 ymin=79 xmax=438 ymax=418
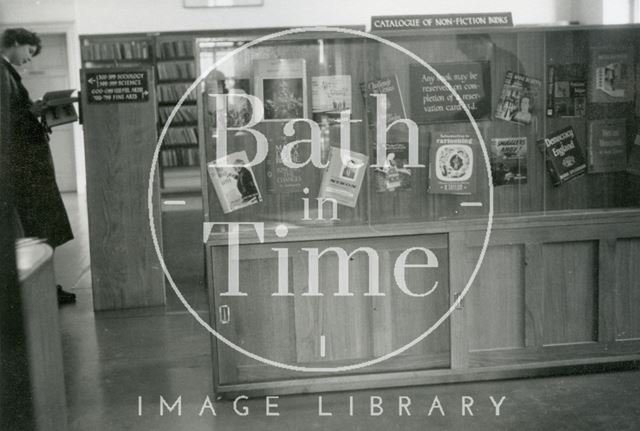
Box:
xmin=495 ymin=71 xmax=542 ymax=125
xmin=587 ymin=119 xmax=627 ymax=173
xmin=537 ymin=126 xmax=587 ymax=186
xmin=207 ymin=151 xmax=262 ymax=214
xmin=589 ymin=47 xmax=634 ymax=103
xmin=311 ymin=75 xmax=352 ymax=114
xmin=490 ymin=137 xmax=527 ymax=186
xmin=253 ymin=58 xmax=308 ymax=121
xmin=318 ymin=147 xmax=368 ymax=207
xmin=205 ymin=77 xmax=253 ymax=128
xmin=428 ymin=132 xmax=476 ymax=195
xmin=360 ymin=75 xmax=406 ymax=126
xmin=628 ymin=131 xmax=640 ymax=176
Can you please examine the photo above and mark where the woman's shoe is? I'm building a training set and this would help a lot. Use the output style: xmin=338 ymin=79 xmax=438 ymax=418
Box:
xmin=57 ymin=285 xmax=76 ymax=305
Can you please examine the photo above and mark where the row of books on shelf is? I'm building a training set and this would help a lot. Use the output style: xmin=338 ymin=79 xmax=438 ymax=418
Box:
xmin=158 ymin=105 xmax=198 ymax=124
xmin=161 ymin=147 xmax=199 ymax=168
xmin=163 ymin=127 xmax=198 ymax=145
xmin=157 ymin=40 xmax=195 ymax=59
xmin=81 ymin=40 xmax=151 ymax=61
xmin=157 ymin=84 xmax=198 ymax=103
xmin=202 ymin=45 xmax=635 ymax=131
xmin=205 ymin=121 xmax=640 ymax=213
xmin=157 ymin=62 xmax=196 ymax=81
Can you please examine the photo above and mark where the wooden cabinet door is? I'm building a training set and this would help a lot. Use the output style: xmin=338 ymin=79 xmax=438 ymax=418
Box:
xmin=210 ymin=233 xmax=451 ymax=385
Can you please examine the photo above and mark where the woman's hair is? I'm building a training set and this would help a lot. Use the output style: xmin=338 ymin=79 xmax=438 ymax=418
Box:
xmin=1 ymin=28 xmax=42 ymax=56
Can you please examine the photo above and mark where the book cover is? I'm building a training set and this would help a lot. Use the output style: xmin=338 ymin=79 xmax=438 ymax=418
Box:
xmin=205 ymin=77 xmax=252 ymax=128
xmin=588 ymin=119 xmax=627 ymax=173
xmin=548 ymin=64 xmax=587 ymax=117
xmin=42 ymin=89 xmax=78 ymax=128
xmin=206 ymin=151 xmax=262 ymax=214
xmin=318 ymin=147 xmax=368 ymax=207
xmin=372 ymin=141 xmax=413 ymax=192
xmin=360 ymin=75 xmax=406 ymax=126
xmin=264 ymin=123 xmax=311 ymax=194
xmin=537 ymin=126 xmax=587 ymax=186
xmin=253 ymin=58 xmax=308 ymax=121
xmin=494 ymin=71 xmax=542 ymax=125
xmin=628 ymin=131 xmax=640 ymax=176
xmin=490 ymin=137 xmax=528 ymax=186
xmin=428 ymin=132 xmax=476 ymax=195
xmin=589 ymin=47 xmax=634 ymax=103
xmin=311 ymin=75 xmax=352 ymax=113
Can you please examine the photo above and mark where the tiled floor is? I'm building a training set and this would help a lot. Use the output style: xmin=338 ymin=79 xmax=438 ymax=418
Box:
xmin=57 ymin=193 xmax=640 ymax=430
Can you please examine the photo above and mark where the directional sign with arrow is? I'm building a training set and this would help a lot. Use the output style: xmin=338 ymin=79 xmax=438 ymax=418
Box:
xmin=85 ymin=70 xmax=150 ymax=104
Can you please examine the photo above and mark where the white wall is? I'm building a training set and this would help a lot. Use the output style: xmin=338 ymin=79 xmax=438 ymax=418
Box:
xmin=74 ymin=0 xmax=568 ymax=34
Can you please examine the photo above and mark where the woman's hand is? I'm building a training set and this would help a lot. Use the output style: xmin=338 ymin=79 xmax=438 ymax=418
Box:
xmin=30 ymin=99 xmax=48 ymax=116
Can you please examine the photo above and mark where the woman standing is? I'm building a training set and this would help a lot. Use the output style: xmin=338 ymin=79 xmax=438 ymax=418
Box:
xmin=2 ymin=28 xmax=76 ymax=304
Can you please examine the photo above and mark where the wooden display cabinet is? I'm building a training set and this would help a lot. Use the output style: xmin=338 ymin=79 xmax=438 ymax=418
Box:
xmin=197 ymin=25 xmax=640 ymax=397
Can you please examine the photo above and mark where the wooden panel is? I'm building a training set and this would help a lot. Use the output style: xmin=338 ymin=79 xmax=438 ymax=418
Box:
xmin=542 ymin=241 xmax=598 ymax=345
xmin=466 ymin=245 xmax=525 ymax=351
xmin=213 ymin=248 xmax=297 ymax=385
xmin=615 ymin=238 xmax=640 ymax=340
xmin=82 ymin=68 xmax=165 ymax=310
xmin=524 ymin=243 xmax=544 ymax=347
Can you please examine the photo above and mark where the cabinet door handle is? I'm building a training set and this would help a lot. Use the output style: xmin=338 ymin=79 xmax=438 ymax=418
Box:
xmin=219 ymin=305 xmax=230 ymax=324
xmin=454 ymin=293 xmax=463 ymax=310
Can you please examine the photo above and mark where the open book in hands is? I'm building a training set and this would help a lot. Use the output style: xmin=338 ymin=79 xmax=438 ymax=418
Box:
xmin=40 ymin=89 xmax=78 ymax=128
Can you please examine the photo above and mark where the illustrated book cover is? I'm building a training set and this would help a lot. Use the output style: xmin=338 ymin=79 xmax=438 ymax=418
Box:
xmin=206 ymin=150 xmax=262 ymax=214
xmin=428 ymin=132 xmax=476 ymax=195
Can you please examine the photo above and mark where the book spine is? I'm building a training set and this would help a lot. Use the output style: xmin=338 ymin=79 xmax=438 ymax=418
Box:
xmin=546 ymin=65 xmax=555 ymax=117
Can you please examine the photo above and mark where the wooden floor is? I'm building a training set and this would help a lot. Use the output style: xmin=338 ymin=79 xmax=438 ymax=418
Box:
xmin=57 ymin=193 xmax=640 ymax=430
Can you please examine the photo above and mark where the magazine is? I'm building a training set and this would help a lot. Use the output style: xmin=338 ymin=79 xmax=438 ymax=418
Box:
xmin=547 ymin=64 xmax=587 ymax=117
xmin=494 ymin=71 xmax=542 ymax=125
xmin=490 ymin=137 xmax=527 ymax=186
xmin=206 ymin=151 xmax=262 ymax=214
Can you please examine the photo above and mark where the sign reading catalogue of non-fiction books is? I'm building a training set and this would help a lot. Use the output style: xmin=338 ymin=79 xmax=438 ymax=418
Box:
xmin=85 ymin=70 xmax=150 ymax=104
xmin=409 ymin=61 xmax=491 ymax=123
xmin=371 ymin=13 xmax=513 ymax=31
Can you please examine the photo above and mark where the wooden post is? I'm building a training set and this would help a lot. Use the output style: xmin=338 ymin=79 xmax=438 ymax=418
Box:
xmin=81 ymin=67 xmax=165 ymax=310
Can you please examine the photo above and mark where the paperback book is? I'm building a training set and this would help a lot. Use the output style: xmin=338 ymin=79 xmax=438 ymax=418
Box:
xmin=207 ymin=151 xmax=262 ymax=214
xmin=495 ymin=71 xmax=542 ymax=125
xmin=253 ymin=58 xmax=308 ymax=120
xmin=372 ymin=141 xmax=413 ymax=192
xmin=428 ymin=133 xmax=476 ymax=195
xmin=490 ymin=137 xmax=527 ymax=186
xmin=537 ymin=126 xmax=587 ymax=186
xmin=546 ymin=64 xmax=587 ymax=117
xmin=360 ymin=75 xmax=406 ymax=126
xmin=318 ymin=147 xmax=368 ymax=207
xmin=589 ymin=47 xmax=634 ymax=103
xmin=587 ymin=119 xmax=627 ymax=173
